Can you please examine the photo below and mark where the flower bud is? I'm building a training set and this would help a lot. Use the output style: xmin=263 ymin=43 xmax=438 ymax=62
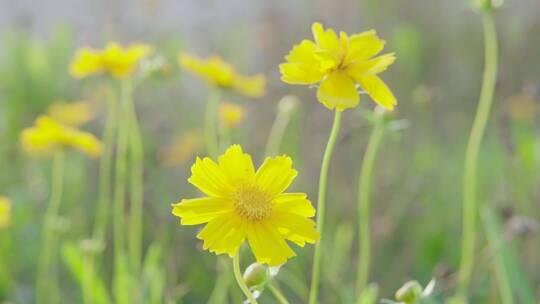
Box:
xmin=395 ymin=280 xmax=423 ymax=303
xmin=278 ymin=95 xmax=300 ymax=114
xmin=242 ymin=263 xmax=270 ymax=290
xmin=471 ymin=0 xmax=503 ymax=11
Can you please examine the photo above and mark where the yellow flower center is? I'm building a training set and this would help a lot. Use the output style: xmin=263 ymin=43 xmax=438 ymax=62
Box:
xmin=232 ymin=185 xmax=273 ymax=221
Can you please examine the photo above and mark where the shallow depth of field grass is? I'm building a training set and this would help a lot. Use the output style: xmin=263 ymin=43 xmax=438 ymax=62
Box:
xmin=0 ymin=0 xmax=539 ymax=303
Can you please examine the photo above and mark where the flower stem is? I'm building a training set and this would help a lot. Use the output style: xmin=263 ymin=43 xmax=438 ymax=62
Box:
xmin=93 ymin=86 xmax=117 ymax=243
xmin=355 ymin=112 xmax=385 ymax=299
xmin=205 ymin=88 xmax=220 ymax=158
xmin=126 ymin=79 xmax=144 ymax=276
xmin=36 ymin=149 xmax=64 ymax=304
xmin=264 ymin=100 xmax=294 ymax=157
xmin=456 ymin=11 xmax=498 ymax=301
xmin=268 ymin=283 xmax=290 ymax=304
xmin=309 ymin=109 xmax=343 ymax=304
xmin=113 ymin=79 xmax=131 ymax=302
xmin=232 ymin=253 xmax=258 ymax=304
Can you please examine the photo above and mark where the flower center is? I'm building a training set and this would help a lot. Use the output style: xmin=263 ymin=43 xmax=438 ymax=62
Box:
xmin=232 ymin=185 xmax=273 ymax=221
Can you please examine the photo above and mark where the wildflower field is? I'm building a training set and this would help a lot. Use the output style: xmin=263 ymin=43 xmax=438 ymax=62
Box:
xmin=1 ymin=0 xmax=539 ymax=303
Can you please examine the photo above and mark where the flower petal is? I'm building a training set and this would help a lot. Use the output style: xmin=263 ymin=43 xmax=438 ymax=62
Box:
xmin=70 ymin=48 xmax=104 ymax=78
xmin=247 ymin=221 xmax=296 ymax=266
xmin=232 ymin=74 xmax=266 ymax=98
xmin=172 ymin=197 xmax=233 ymax=225
xmin=357 ymin=75 xmax=397 ymax=110
xmin=344 ymin=30 xmax=386 ymax=63
xmin=273 ymin=193 xmax=315 ymax=217
xmin=316 ymin=71 xmax=360 ymax=110
xmin=218 ymin=145 xmax=256 ymax=186
xmin=311 ymin=22 xmax=342 ymax=53
xmin=255 ymin=156 xmax=298 ymax=196
xmin=197 ymin=212 xmax=246 ymax=256
xmin=272 ymin=211 xmax=320 ymax=247
xmin=280 ymin=40 xmax=324 ymax=85
xmin=345 ymin=53 xmax=396 ymax=78
xmin=188 ymin=157 xmax=235 ymax=197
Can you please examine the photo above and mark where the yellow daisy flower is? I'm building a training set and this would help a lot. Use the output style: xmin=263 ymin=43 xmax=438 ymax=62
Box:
xmin=172 ymin=145 xmax=319 ymax=266
xmin=280 ymin=22 xmax=397 ymax=111
xmin=0 ymin=196 xmax=11 ymax=228
xmin=70 ymin=42 xmax=153 ymax=79
xmin=158 ymin=129 xmax=204 ymax=168
xmin=21 ymin=116 xmax=103 ymax=158
xmin=219 ymin=101 xmax=246 ymax=128
xmin=47 ymin=100 xmax=97 ymax=127
xmin=179 ymin=53 xmax=266 ymax=98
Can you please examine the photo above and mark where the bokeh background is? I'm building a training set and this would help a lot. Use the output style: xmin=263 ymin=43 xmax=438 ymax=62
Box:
xmin=1 ymin=0 xmax=539 ymax=303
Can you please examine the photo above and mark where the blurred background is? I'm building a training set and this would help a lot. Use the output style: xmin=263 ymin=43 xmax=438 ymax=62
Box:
xmin=1 ymin=0 xmax=539 ymax=303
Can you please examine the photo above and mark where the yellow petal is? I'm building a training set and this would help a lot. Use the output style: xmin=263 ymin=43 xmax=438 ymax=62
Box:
xmin=47 ymin=101 xmax=96 ymax=127
xmin=70 ymin=48 xmax=104 ymax=78
xmin=311 ymin=22 xmax=342 ymax=53
xmin=255 ymin=156 xmax=297 ymax=196
xmin=232 ymin=74 xmax=266 ymax=98
xmin=272 ymin=211 xmax=319 ymax=247
xmin=280 ymin=40 xmax=324 ymax=84
xmin=172 ymin=197 xmax=233 ymax=225
xmin=188 ymin=157 xmax=235 ymax=197
xmin=247 ymin=221 xmax=296 ymax=266
xmin=0 ymin=197 xmax=11 ymax=228
xmin=218 ymin=145 xmax=255 ymax=186
xmin=273 ymin=193 xmax=315 ymax=217
xmin=357 ymin=75 xmax=397 ymax=110
xmin=344 ymin=30 xmax=386 ymax=64
xmin=197 ymin=213 xmax=246 ymax=256
xmin=345 ymin=53 xmax=396 ymax=78
xmin=179 ymin=53 xmax=235 ymax=86
xmin=316 ymin=71 xmax=359 ymax=110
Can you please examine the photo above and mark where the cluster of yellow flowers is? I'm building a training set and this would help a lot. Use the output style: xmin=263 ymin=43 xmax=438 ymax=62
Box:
xmin=21 ymin=115 xmax=102 ymax=158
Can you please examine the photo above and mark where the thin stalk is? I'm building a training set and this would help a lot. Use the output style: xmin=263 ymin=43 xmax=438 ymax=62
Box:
xmin=456 ymin=12 xmax=498 ymax=301
xmin=355 ymin=113 xmax=385 ymax=299
xmin=127 ymin=79 xmax=144 ymax=276
xmin=113 ymin=79 xmax=131 ymax=301
xmin=207 ymin=257 xmax=231 ymax=304
xmin=93 ymin=87 xmax=117 ymax=242
xmin=264 ymin=103 xmax=294 ymax=156
xmin=204 ymin=88 xmax=220 ymax=158
xmin=309 ymin=110 xmax=343 ymax=304
xmin=36 ymin=150 xmax=65 ymax=304
xmin=268 ymin=283 xmax=290 ymax=304
xmin=232 ymin=253 xmax=258 ymax=304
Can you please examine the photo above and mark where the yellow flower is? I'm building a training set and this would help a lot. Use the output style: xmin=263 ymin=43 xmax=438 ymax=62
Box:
xmin=47 ymin=100 xmax=97 ymax=127
xmin=21 ymin=116 xmax=103 ymax=158
xmin=179 ymin=53 xmax=266 ymax=98
xmin=0 ymin=197 xmax=11 ymax=228
xmin=70 ymin=42 xmax=153 ymax=79
xmin=219 ymin=102 xmax=246 ymax=128
xmin=280 ymin=22 xmax=397 ymax=111
xmin=172 ymin=145 xmax=319 ymax=266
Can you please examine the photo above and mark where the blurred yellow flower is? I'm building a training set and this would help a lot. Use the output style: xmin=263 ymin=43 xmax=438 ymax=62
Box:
xmin=21 ymin=116 xmax=103 ymax=158
xmin=47 ymin=100 xmax=97 ymax=127
xmin=280 ymin=22 xmax=397 ymax=111
xmin=70 ymin=42 xmax=153 ymax=79
xmin=172 ymin=145 xmax=319 ymax=266
xmin=158 ymin=129 xmax=204 ymax=168
xmin=179 ymin=53 xmax=266 ymax=98
xmin=219 ymin=102 xmax=246 ymax=128
xmin=0 ymin=197 xmax=11 ymax=228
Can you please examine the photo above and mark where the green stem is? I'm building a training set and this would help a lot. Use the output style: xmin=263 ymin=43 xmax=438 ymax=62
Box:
xmin=355 ymin=113 xmax=385 ymax=299
xmin=204 ymin=88 xmax=220 ymax=158
xmin=113 ymin=79 xmax=131 ymax=302
xmin=264 ymin=102 xmax=294 ymax=157
xmin=268 ymin=283 xmax=290 ymax=304
xmin=36 ymin=150 xmax=65 ymax=304
xmin=309 ymin=109 xmax=343 ymax=304
xmin=232 ymin=253 xmax=258 ymax=304
xmin=93 ymin=87 xmax=117 ymax=242
xmin=456 ymin=12 xmax=498 ymax=301
xmin=126 ymin=79 xmax=144 ymax=276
